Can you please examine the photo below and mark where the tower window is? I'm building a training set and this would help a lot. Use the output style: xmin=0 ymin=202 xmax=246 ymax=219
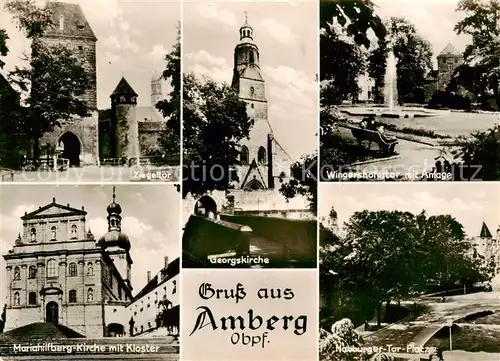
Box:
xmin=69 ymin=290 xmax=77 ymax=303
xmin=29 ymin=292 xmax=37 ymax=305
xmin=69 ymin=262 xmax=77 ymax=277
xmin=13 ymin=266 xmax=20 ymax=280
xmin=249 ymin=51 xmax=254 ymax=63
xmin=172 ymin=280 xmax=177 ymax=295
xmin=251 ymin=103 xmax=254 ymax=109
xmin=29 ymin=265 xmax=37 ymax=279
xmin=258 ymin=147 xmax=266 ymax=165
xmin=59 ymin=15 xmax=64 ymax=30
xmin=78 ymin=45 xmax=83 ymax=51
xmin=250 ymin=87 xmax=254 ymax=97
xmin=240 ymin=146 xmax=249 ymax=164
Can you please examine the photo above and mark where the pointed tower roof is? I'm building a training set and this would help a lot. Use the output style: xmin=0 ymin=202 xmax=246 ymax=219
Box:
xmin=44 ymin=2 xmax=97 ymax=41
xmin=111 ymin=77 xmax=138 ymax=97
xmin=480 ymin=222 xmax=492 ymax=238
xmin=438 ymin=42 xmax=460 ymax=57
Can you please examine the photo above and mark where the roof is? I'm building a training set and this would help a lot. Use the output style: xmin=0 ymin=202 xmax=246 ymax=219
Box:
xmin=44 ymin=2 xmax=96 ymax=41
xmin=111 ymin=77 xmax=138 ymax=97
xmin=136 ymin=106 xmax=163 ymax=122
xmin=480 ymin=222 xmax=492 ymax=238
xmin=22 ymin=200 xmax=86 ymax=220
xmin=438 ymin=42 xmax=461 ymax=57
xmin=238 ymin=65 xmax=264 ymax=82
xmin=132 ymin=257 xmax=179 ymax=302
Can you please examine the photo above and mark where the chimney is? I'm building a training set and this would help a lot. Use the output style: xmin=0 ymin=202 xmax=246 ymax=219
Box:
xmin=147 ymin=271 xmax=151 ymax=283
xmin=164 ymin=256 xmax=169 ymax=269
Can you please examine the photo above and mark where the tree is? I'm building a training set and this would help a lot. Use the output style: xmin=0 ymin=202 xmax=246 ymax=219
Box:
xmin=182 ymin=74 xmax=251 ymax=198
xmin=455 ymin=0 xmax=500 ymax=109
xmin=6 ymin=0 xmax=92 ymax=163
xmin=319 ymin=319 xmax=363 ymax=361
xmin=154 ymin=22 xmax=180 ymax=161
xmin=0 ymin=29 xmax=8 ymax=69
xmin=279 ymin=154 xmax=317 ymax=215
xmin=368 ymin=35 xmax=389 ymax=104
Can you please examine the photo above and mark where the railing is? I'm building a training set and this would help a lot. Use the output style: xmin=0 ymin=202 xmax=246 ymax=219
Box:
xmin=21 ymin=158 xmax=69 ymax=171
xmin=101 ymin=153 xmax=180 ymax=167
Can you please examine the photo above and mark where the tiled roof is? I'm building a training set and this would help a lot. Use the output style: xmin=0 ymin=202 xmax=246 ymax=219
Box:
xmin=44 ymin=2 xmax=96 ymax=41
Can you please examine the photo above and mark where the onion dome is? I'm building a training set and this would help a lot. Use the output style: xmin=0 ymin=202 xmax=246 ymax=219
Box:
xmin=98 ymin=186 xmax=131 ymax=251
xmin=329 ymin=206 xmax=337 ymax=219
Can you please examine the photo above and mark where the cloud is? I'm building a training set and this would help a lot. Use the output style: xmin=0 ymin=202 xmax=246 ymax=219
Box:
xmin=195 ymin=3 xmax=238 ymax=27
xmin=148 ymin=44 xmax=168 ymax=62
xmin=259 ymin=18 xmax=296 ymax=45
xmin=186 ymin=50 xmax=232 ymax=83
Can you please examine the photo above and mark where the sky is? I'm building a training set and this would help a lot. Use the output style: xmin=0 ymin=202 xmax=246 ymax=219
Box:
xmin=319 ymin=183 xmax=500 ymax=239
xmin=0 ymin=0 xmax=179 ymax=109
xmin=0 ymin=184 xmax=180 ymax=305
xmin=373 ymin=0 xmax=472 ymax=68
xmin=183 ymin=1 xmax=318 ymax=161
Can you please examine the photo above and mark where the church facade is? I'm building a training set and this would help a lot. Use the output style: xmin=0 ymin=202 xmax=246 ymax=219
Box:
xmin=34 ymin=2 xmax=168 ymax=167
xmin=2 ymin=188 xmax=179 ymax=338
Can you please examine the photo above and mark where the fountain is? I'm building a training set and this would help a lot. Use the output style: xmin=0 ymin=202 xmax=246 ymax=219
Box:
xmin=383 ymin=50 xmax=398 ymax=112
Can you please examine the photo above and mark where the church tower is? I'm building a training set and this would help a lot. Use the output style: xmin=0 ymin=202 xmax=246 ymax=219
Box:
xmin=98 ymin=187 xmax=133 ymax=290
xmin=110 ymin=77 xmax=140 ymax=165
xmin=437 ymin=42 xmax=463 ymax=91
xmin=151 ymin=71 xmax=163 ymax=106
xmin=231 ymin=13 xmax=276 ymax=191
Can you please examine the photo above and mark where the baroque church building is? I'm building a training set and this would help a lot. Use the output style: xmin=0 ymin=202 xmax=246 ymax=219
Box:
xmin=33 ymin=2 xmax=168 ymax=167
xmin=3 ymin=188 xmax=179 ymax=338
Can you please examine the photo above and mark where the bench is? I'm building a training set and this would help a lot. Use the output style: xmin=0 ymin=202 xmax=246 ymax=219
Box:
xmin=351 ymin=127 xmax=398 ymax=155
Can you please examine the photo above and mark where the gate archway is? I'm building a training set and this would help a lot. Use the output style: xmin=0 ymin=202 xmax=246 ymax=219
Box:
xmin=58 ymin=132 xmax=81 ymax=166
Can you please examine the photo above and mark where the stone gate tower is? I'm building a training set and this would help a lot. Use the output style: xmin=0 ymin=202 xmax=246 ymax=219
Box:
xmin=151 ymin=71 xmax=163 ymax=106
xmin=437 ymin=42 xmax=463 ymax=91
xmin=231 ymin=13 xmax=291 ymax=191
xmin=110 ymin=78 xmax=140 ymax=164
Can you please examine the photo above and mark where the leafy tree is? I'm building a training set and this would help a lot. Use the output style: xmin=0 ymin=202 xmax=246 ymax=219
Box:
xmin=6 ymin=0 xmax=92 ymax=163
xmin=319 ymin=319 xmax=363 ymax=361
xmin=154 ymin=22 xmax=180 ymax=161
xmin=182 ymin=74 xmax=251 ymax=198
xmin=0 ymin=29 xmax=8 ymax=69
xmin=279 ymin=153 xmax=317 ymax=215
xmin=455 ymin=0 xmax=500 ymax=108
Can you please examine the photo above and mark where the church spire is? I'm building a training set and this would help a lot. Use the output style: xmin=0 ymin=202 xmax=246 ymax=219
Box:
xmin=239 ymin=11 xmax=253 ymax=41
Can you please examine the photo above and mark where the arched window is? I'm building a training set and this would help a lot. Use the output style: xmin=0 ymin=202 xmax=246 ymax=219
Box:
xmin=13 ymin=292 xmax=20 ymax=306
xmin=28 ymin=265 xmax=37 ymax=279
xmin=258 ymin=146 xmax=266 ymax=164
xmin=30 ymin=228 xmax=36 ymax=242
xmin=240 ymin=146 xmax=249 ymax=164
xmin=69 ymin=263 xmax=77 ymax=277
xmin=13 ymin=266 xmax=20 ymax=280
xmin=29 ymin=292 xmax=37 ymax=305
xmin=87 ymin=288 xmax=94 ymax=302
xmin=69 ymin=290 xmax=77 ymax=303
xmin=70 ymin=225 xmax=78 ymax=239
xmin=50 ymin=226 xmax=56 ymax=240
xmin=250 ymin=86 xmax=254 ymax=97
xmin=249 ymin=50 xmax=254 ymax=63
xmin=87 ymin=262 xmax=94 ymax=276
xmin=47 ymin=259 xmax=57 ymax=278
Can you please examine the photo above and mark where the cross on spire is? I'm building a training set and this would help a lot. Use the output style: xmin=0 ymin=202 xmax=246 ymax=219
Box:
xmin=244 ymin=10 xmax=248 ymax=25
xmin=112 ymin=186 xmax=116 ymax=202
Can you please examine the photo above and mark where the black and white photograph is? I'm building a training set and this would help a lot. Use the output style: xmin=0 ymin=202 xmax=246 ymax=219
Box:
xmin=320 ymin=0 xmax=500 ymax=182
xmin=0 ymin=0 xmax=180 ymax=183
xmin=0 ymin=184 xmax=180 ymax=360
xmin=181 ymin=1 xmax=318 ymax=269
xmin=319 ymin=182 xmax=500 ymax=361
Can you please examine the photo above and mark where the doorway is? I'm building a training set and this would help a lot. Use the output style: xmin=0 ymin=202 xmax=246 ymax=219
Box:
xmin=46 ymin=301 xmax=59 ymax=324
xmin=59 ymin=132 xmax=81 ymax=166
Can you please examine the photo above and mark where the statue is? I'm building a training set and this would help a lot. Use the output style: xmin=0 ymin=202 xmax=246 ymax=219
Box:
xmin=128 ymin=317 xmax=135 ymax=336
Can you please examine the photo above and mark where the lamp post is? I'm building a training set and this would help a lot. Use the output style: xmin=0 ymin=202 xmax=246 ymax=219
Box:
xmin=447 ymin=319 xmax=453 ymax=351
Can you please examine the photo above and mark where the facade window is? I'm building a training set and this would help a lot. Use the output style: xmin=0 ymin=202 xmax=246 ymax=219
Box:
xmin=87 ymin=262 xmax=94 ymax=276
xmin=172 ymin=280 xmax=177 ymax=295
xmin=70 ymin=225 xmax=78 ymax=239
xmin=250 ymin=86 xmax=254 ymax=97
xmin=13 ymin=266 xmax=20 ymax=280
xmin=87 ymin=288 xmax=94 ymax=302
xmin=240 ymin=146 xmax=249 ymax=164
xmin=258 ymin=146 xmax=266 ymax=164
xmin=30 ymin=228 xmax=36 ymax=242
xmin=13 ymin=292 xmax=20 ymax=306
xmin=50 ymin=226 xmax=57 ymax=240
xmin=47 ymin=259 xmax=57 ymax=278
xmin=29 ymin=292 xmax=37 ymax=305
xmin=69 ymin=290 xmax=77 ymax=303
xmin=251 ymin=103 xmax=254 ymax=109
xmin=69 ymin=263 xmax=77 ymax=277
xmin=28 ymin=265 xmax=37 ymax=279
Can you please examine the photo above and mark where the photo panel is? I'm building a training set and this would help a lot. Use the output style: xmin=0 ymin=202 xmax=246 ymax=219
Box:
xmin=319 ymin=0 xmax=500 ymax=182
xmin=182 ymin=269 xmax=318 ymax=361
xmin=0 ymin=0 xmax=180 ymax=183
xmin=0 ymin=184 xmax=180 ymax=359
xmin=182 ymin=1 xmax=319 ymax=269
xmin=319 ymin=182 xmax=500 ymax=360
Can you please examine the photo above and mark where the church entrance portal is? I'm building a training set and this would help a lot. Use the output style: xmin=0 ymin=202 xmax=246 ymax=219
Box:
xmin=46 ymin=301 xmax=59 ymax=324
xmin=59 ymin=132 xmax=81 ymax=166
xmin=194 ymin=196 xmax=217 ymax=218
